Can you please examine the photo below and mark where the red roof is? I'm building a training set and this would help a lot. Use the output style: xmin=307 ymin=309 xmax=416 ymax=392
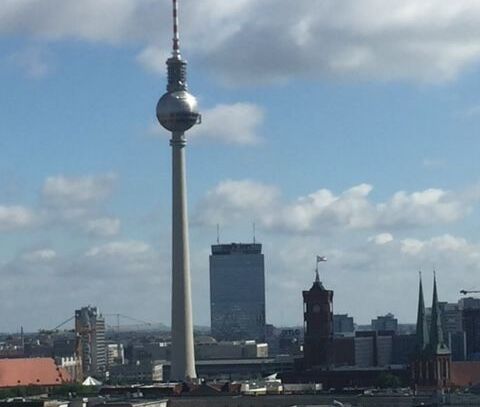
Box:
xmin=0 ymin=358 xmax=72 ymax=388
xmin=451 ymin=361 xmax=480 ymax=387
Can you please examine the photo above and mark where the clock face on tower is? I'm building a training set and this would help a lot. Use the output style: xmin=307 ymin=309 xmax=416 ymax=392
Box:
xmin=313 ymin=304 xmax=321 ymax=313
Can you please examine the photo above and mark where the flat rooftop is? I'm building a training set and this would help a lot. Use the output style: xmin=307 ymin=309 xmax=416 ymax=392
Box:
xmin=211 ymin=243 xmax=262 ymax=255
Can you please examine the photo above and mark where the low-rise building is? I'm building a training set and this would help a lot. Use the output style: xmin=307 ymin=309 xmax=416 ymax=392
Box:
xmin=108 ymin=361 xmax=163 ymax=383
xmin=195 ymin=340 xmax=268 ymax=360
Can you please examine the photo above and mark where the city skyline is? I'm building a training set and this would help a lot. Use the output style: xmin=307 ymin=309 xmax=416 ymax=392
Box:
xmin=2 ymin=1 xmax=480 ymax=331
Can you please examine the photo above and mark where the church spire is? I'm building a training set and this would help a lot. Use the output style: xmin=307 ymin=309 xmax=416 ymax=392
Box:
xmin=415 ymin=271 xmax=429 ymax=353
xmin=429 ymin=272 xmax=450 ymax=355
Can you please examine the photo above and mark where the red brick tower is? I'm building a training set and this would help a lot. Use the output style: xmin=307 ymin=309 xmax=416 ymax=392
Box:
xmin=303 ymin=260 xmax=334 ymax=369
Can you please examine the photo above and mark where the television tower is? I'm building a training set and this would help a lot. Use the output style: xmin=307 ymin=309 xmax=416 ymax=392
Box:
xmin=156 ymin=0 xmax=200 ymax=381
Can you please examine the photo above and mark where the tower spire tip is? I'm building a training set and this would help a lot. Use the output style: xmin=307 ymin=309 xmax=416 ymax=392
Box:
xmin=172 ymin=0 xmax=181 ymax=57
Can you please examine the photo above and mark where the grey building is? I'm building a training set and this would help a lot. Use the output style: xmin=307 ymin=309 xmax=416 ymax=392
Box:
xmin=75 ymin=306 xmax=106 ymax=378
xmin=371 ymin=313 xmax=398 ymax=332
xmin=353 ymin=331 xmax=396 ymax=367
xmin=334 ymin=314 xmax=354 ymax=334
xmin=210 ymin=243 xmax=266 ymax=341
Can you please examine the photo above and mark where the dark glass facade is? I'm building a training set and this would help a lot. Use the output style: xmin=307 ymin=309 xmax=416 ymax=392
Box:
xmin=463 ymin=308 xmax=480 ymax=360
xmin=210 ymin=243 xmax=266 ymax=341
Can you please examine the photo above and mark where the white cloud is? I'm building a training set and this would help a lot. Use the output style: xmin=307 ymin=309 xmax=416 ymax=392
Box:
xmin=369 ymin=233 xmax=394 ymax=245
xmin=401 ymin=234 xmax=472 ymax=256
xmin=3 ymin=1 xmax=480 ymax=83
xmin=195 ymin=180 xmax=470 ymax=233
xmin=85 ymin=240 xmax=151 ymax=258
xmin=136 ymin=45 xmax=168 ymax=75
xmin=42 ymin=173 xmax=116 ymax=208
xmin=190 ymin=103 xmax=264 ymax=145
xmin=0 ymin=173 xmax=120 ymax=236
xmin=22 ymin=249 xmax=57 ymax=262
xmin=194 ymin=179 xmax=279 ymax=225
xmin=0 ymin=205 xmax=35 ymax=231
xmin=401 ymin=238 xmax=425 ymax=255
xmin=378 ymin=188 xmax=466 ymax=227
xmin=85 ymin=217 xmax=121 ymax=237
xmin=0 ymin=0 xmax=148 ymax=44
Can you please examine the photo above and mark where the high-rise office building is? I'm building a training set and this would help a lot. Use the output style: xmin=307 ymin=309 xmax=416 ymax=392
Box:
xmin=210 ymin=243 xmax=266 ymax=341
xmin=75 ymin=306 xmax=106 ymax=379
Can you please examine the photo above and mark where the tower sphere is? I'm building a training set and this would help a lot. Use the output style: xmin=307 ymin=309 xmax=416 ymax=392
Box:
xmin=156 ymin=90 xmax=199 ymax=133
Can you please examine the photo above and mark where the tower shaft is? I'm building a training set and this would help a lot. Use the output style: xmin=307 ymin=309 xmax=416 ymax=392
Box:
xmin=170 ymin=132 xmax=196 ymax=380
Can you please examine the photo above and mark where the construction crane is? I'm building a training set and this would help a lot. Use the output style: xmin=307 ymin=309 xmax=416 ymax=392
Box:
xmin=39 ymin=315 xmax=75 ymax=335
xmin=460 ymin=290 xmax=480 ymax=295
xmin=105 ymin=313 xmax=152 ymax=333
xmin=53 ymin=315 xmax=75 ymax=330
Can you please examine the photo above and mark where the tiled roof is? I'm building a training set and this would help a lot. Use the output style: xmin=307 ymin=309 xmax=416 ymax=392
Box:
xmin=0 ymin=358 xmax=72 ymax=388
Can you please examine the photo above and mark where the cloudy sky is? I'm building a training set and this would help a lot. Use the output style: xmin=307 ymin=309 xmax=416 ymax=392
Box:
xmin=2 ymin=0 xmax=480 ymax=332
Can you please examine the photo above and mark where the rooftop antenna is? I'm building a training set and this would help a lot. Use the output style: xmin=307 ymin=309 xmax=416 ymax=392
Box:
xmin=253 ymin=222 xmax=256 ymax=244
xmin=216 ymin=224 xmax=220 ymax=244
xmin=172 ymin=0 xmax=181 ymax=57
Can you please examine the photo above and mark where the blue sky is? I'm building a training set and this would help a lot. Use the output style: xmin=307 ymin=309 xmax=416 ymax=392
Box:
xmin=2 ymin=0 xmax=480 ymax=332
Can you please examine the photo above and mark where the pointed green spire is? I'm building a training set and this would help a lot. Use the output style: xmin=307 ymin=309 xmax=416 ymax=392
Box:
xmin=415 ymin=271 xmax=429 ymax=353
xmin=429 ymin=272 xmax=450 ymax=355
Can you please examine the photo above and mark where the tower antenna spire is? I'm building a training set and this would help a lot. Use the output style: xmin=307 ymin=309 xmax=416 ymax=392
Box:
xmin=172 ymin=0 xmax=181 ymax=57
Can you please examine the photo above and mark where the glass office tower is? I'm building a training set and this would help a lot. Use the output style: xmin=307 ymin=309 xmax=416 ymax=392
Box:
xmin=210 ymin=243 xmax=266 ymax=341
